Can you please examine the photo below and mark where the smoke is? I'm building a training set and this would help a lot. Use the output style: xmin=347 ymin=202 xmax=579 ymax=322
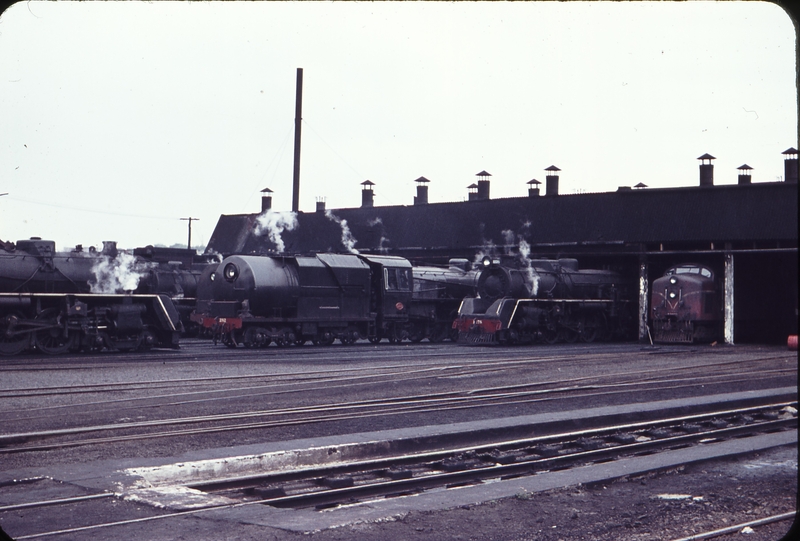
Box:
xmin=367 ymin=217 xmax=390 ymax=253
xmin=502 ymin=229 xmax=515 ymax=254
xmin=518 ymin=238 xmax=539 ymax=296
xmin=325 ymin=210 xmax=359 ymax=254
xmin=254 ymin=210 xmax=298 ymax=253
xmin=90 ymin=252 xmax=148 ymax=293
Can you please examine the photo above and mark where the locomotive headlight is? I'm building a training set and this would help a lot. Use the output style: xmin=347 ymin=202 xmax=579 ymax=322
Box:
xmin=223 ymin=263 xmax=239 ymax=282
xmin=669 ymin=277 xmax=678 ymax=284
xmin=668 ymin=291 xmax=677 ymax=299
xmin=482 ymin=256 xmax=492 ymax=267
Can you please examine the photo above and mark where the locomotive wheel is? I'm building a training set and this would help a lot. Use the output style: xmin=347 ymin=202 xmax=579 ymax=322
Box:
xmin=0 ymin=312 xmax=29 ymax=356
xmin=579 ymin=315 xmax=603 ymax=343
xmin=367 ymin=335 xmax=382 ymax=344
xmin=428 ymin=324 xmax=447 ymax=343
xmin=33 ymin=308 xmax=75 ymax=355
xmin=244 ymin=327 xmax=270 ymax=348
xmin=561 ymin=328 xmax=579 ymax=343
xmin=542 ymin=328 xmax=560 ymax=344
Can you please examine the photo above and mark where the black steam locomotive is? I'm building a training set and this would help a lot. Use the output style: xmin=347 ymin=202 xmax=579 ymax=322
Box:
xmin=0 ymin=238 xmax=184 ymax=355
xmin=191 ymin=253 xmax=481 ymax=347
xmin=650 ymin=263 xmax=722 ymax=343
xmin=454 ymin=255 xmax=633 ymax=344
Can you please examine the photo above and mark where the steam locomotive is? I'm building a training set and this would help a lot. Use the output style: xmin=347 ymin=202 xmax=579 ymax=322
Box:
xmin=650 ymin=263 xmax=722 ymax=343
xmin=0 ymin=238 xmax=185 ymax=355
xmin=454 ymin=255 xmax=634 ymax=344
xmin=191 ymin=253 xmax=481 ymax=347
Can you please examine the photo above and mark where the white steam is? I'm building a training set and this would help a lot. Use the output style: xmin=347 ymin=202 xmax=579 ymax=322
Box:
xmin=90 ymin=252 xmax=147 ymax=293
xmin=325 ymin=210 xmax=359 ymax=254
xmin=518 ymin=238 xmax=539 ymax=297
xmin=254 ymin=210 xmax=298 ymax=253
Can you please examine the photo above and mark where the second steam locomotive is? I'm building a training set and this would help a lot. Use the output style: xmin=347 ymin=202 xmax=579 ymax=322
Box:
xmin=454 ymin=255 xmax=633 ymax=344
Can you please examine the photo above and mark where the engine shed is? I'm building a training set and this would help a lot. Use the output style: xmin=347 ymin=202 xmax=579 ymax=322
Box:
xmin=206 ymin=155 xmax=798 ymax=345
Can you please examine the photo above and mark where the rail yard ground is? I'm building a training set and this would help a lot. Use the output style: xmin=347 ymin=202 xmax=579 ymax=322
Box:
xmin=0 ymin=340 xmax=796 ymax=540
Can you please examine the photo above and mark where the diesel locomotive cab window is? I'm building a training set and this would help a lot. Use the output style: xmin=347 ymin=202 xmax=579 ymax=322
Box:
xmin=385 ymin=268 xmax=411 ymax=291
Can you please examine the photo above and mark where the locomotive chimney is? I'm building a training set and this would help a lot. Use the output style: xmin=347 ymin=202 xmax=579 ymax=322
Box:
xmin=260 ymin=188 xmax=273 ymax=212
xmin=782 ymin=147 xmax=798 ymax=183
xmin=737 ymin=164 xmax=753 ymax=185
xmin=698 ymin=153 xmax=715 ymax=186
xmin=413 ymin=176 xmax=430 ymax=205
xmin=476 ymin=170 xmax=491 ymax=200
xmin=527 ymin=178 xmax=541 ymax=197
xmin=361 ymin=180 xmax=375 ymax=208
xmin=467 ymin=183 xmax=479 ymax=201
xmin=316 ymin=197 xmax=326 ymax=213
xmin=545 ymin=165 xmax=561 ymax=196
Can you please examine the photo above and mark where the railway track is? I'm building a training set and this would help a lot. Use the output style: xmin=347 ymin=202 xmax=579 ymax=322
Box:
xmin=191 ymin=401 xmax=798 ymax=510
xmin=1 ymin=396 xmax=795 ymax=540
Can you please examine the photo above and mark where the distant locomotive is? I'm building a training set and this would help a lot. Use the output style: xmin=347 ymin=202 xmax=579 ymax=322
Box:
xmin=454 ymin=255 xmax=633 ymax=344
xmin=650 ymin=263 xmax=721 ymax=343
xmin=0 ymin=238 xmax=183 ymax=355
xmin=191 ymin=253 xmax=481 ymax=347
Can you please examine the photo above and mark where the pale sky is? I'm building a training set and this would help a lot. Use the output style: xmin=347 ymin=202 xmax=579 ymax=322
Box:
xmin=0 ymin=1 xmax=796 ymax=250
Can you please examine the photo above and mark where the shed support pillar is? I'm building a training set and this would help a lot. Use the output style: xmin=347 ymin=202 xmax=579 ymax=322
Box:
xmin=638 ymin=258 xmax=650 ymax=343
xmin=724 ymin=252 xmax=734 ymax=345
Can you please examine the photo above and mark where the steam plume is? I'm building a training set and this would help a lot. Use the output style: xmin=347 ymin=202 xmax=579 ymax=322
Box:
xmin=90 ymin=252 xmax=147 ymax=293
xmin=325 ymin=210 xmax=359 ymax=254
xmin=254 ymin=210 xmax=298 ymax=253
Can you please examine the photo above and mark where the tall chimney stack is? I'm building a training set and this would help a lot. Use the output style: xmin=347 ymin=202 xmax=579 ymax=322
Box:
xmin=476 ymin=171 xmax=491 ymax=200
xmin=413 ymin=176 xmax=430 ymax=205
xmin=260 ymin=187 xmax=273 ymax=212
xmin=292 ymin=68 xmax=303 ymax=212
xmin=737 ymin=164 xmax=753 ymax=185
xmin=783 ymin=147 xmax=798 ymax=183
xmin=698 ymin=153 xmax=715 ymax=186
xmin=545 ymin=165 xmax=561 ymax=196
xmin=527 ymin=178 xmax=541 ymax=197
xmin=361 ymin=180 xmax=375 ymax=208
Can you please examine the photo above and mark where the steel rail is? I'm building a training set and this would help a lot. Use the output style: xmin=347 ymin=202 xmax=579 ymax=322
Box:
xmin=668 ymin=511 xmax=797 ymax=541
xmin=1 ymin=365 xmax=792 ymax=445
xmin=0 ymin=378 xmax=792 ymax=455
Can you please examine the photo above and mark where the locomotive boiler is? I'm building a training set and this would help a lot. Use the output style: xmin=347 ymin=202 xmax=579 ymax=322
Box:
xmin=0 ymin=238 xmax=182 ymax=355
xmin=650 ymin=263 xmax=721 ymax=343
xmin=454 ymin=255 xmax=633 ymax=344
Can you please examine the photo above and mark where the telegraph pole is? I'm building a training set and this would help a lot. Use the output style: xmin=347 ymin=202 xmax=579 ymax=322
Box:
xmin=180 ymin=217 xmax=198 ymax=250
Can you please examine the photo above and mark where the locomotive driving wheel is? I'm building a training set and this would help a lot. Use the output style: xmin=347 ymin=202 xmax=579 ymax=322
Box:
xmin=33 ymin=308 xmax=76 ymax=355
xmin=0 ymin=312 xmax=29 ymax=356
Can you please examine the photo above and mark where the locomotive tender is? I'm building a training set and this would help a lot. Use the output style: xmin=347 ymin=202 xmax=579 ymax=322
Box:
xmin=650 ymin=263 xmax=721 ymax=343
xmin=192 ymin=253 xmax=481 ymax=347
xmin=454 ymin=255 xmax=633 ymax=345
xmin=0 ymin=238 xmax=183 ymax=355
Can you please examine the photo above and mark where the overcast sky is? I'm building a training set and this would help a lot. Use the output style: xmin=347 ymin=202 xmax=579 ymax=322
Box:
xmin=0 ymin=1 xmax=796 ymax=250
